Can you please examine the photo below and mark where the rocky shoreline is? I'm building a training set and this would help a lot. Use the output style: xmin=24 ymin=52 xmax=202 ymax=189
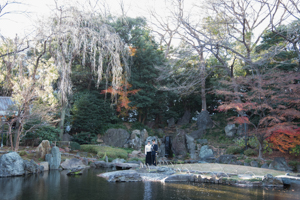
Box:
xmin=98 ymin=166 xmax=300 ymax=188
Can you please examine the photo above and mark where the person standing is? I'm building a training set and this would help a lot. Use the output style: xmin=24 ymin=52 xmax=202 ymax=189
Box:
xmin=145 ymin=141 xmax=152 ymax=165
xmin=151 ymin=140 xmax=158 ymax=166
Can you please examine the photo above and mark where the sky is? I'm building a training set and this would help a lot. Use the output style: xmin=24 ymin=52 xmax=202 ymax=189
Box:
xmin=0 ymin=0 xmax=169 ymax=39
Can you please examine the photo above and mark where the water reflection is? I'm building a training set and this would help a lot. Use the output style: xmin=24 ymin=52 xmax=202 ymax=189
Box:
xmin=0 ymin=169 xmax=299 ymax=200
xmin=143 ymin=181 xmax=152 ymax=200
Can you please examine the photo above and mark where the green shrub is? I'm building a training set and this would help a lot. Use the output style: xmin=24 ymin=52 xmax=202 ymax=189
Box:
xmin=237 ymin=155 xmax=244 ymax=160
xmin=24 ymin=124 xmax=60 ymax=142
xmin=72 ymin=132 xmax=97 ymax=144
xmin=103 ymin=123 xmax=129 ymax=132
xmin=244 ymin=149 xmax=258 ymax=156
xmin=71 ymin=91 xmax=118 ymax=135
xmin=70 ymin=142 xmax=81 ymax=151
xmin=218 ymin=135 xmax=233 ymax=144
xmin=130 ymin=122 xmax=154 ymax=136
xmin=19 ymin=151 xmax=27 ymax=156
xmin=263 ymin=140 xmax=273 ymax=154
xmin=288 ymin=160 xmax=300 ymax=171
xmin=121 ymin=148 xmax=134 ymax=154
xmin=244 ymin=158 xmax=252 ymax=163
xmin=226 ymin=146 xmax=243 ymax=154
xmin=290 ymin=145 xmax=300 ymax=156
xmin=235 ymin=136 xmax=259 ymax=148
xmin=81 ymin=145 xmax=128 ymax=159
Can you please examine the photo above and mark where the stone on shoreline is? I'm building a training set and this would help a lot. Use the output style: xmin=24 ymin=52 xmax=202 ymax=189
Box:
xmin=36 ymin=140 xmax=51 ymax=159
xmin=39 ymin=162 xmax=49 ymax=171
xmin=0 ymin=152 xmax=25 ymax=177
xmin=60 ymin=158 xmax=86 ymax=170
xmin=98 ymin=170 xmax=142 ymax=182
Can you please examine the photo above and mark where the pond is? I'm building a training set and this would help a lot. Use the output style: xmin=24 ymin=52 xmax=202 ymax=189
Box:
xmin=0 ymin=169 xmax=299 ymax=200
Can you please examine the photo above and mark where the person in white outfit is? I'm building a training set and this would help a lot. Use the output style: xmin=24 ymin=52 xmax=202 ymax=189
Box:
xmin=145 ymin=141 xmax=152 ymax=165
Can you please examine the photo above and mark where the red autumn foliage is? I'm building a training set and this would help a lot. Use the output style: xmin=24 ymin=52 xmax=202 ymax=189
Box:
xmin=216 ymin=71 xmax=300 ymax=156
xmin=101 ymin=80 xmax=140 ymax=117
xmin=266 ymin=125 xmax=300 ymax=153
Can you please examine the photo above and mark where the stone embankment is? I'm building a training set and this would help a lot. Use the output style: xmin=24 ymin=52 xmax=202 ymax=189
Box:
xmin=98 ymin=165 xmax=300 ymax=188
xmin=0 ymin=152 xmax=43 ymax=177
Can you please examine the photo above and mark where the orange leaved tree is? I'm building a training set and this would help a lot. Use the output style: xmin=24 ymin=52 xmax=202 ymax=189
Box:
xmin=101 ymin=80 xmax=140 ymax=117
xmin=216 ymin=71 xmax=300 ymax=159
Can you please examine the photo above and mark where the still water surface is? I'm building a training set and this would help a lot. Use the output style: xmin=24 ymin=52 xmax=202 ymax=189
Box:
xmin=0 ymin=169 xmax=299 ymax=200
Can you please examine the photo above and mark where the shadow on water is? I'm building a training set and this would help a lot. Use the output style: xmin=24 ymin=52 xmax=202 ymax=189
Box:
xmin=0 ymin=169 xmax=299 ymax=200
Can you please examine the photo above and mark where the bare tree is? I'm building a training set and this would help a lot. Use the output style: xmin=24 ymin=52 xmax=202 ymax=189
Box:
xmin=0 ymin=38 xmax=59 ymax=151
xmin=0 ymin=1 xmax=29 ymax=58
xmin=268 ymin=0 xmax=300 ymax=70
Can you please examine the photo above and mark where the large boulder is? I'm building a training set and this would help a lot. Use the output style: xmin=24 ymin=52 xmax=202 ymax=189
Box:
xmin=196 ymin=139 xmax=208 ymax=145
xmin=250 ymin=161 xmax=259 ymax=167
xmin=67 ymin=166 xmax=85 ymax=176
xmin=189 ymin=129 xmax=204 ymax=139
xmin=62 ymin=133 xmax=73 ymax=141
xmin=129 ymin=131 xmax=142 ymax=150
xmin=36 ymin=140 xmax=51 ymax=159
xmin=140 ymin=129 xmax=148 ymax=143
xmin=236 ymin=124 xmax=244 ymax=136
xmin=297 ymin=164 xmax=300 ymax=173
xmin=24 ymin=159 xmax=42 ymax=174
xmin=156 ymin=166 xmax=175 ymax=175
xmin=171 ymin=129 xmax=188 ymax=156
xmin=164 ymin=174 xmax=194 ymax=182
xmin=215 ymin=155 xmax=237 ymax=164
xmin=60 ymin=158 xmax=86 ymax=170
xmin=39 ymin=162 xmax=49 ymax=171
xmin=261 ymin=163 xmax=269 ymax=169
xmin=145 ymin=136 xmax=158 ymax=145
xmin=225 ymin=124 xmax=237 ymax=137
xmin=199 ymin=145 xmax=214 ymax=159
xmin=167 ymin=118 xmax=175 ymax=128
xmin=185 ymin=134 xmax=196 ymax=159
xmin=98 ymin=170 xmax=142 ymax=182
xmin=102 ymin=129 xmax=130 ymax=148
xmin=128 ymin=150 xmax=145 ymax=158
xmin=114 ymin=163 xmax=139 ymax=170
xmin=0 ymin=152 xmax=24 ymax=177
xmin=112 ymin=158 xmax=126 ymax=163
xmin=45 ymin=146 xmax=61 ymax=170
xmin=131 ymin=130 xmax=141 ymax=139
xmin=177 ymin=110 xmax=191 ymax=125
xmin=269 ymin=157 xmax=293 ymax=171
xmin=93 ymin=161 xmax=114 ymax=168
xmin=262 ymin=174 xmax=283 ymax=187
xmin=158 ymin=143 xmax=165 ymax=157
xmin=196 ymin=110 xmax=213 ymax=130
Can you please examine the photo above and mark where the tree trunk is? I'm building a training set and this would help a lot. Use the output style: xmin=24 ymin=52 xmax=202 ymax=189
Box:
xmin=258 ymin=141 xmax=263 ymax=160
xmin=201 ymin=78 xmax=206 ymax=111
xmin=14 ymin=125 xmax=22 ymax=152
xmin=142 ymin=111 xmax=147 ymax=125
xmin=9 ymin=125 xmax=13 ymax=151
xmin=59 ymin=103 xmax=67 ymax=140
xmin=199 ymin=47 xmax=207 ymax=111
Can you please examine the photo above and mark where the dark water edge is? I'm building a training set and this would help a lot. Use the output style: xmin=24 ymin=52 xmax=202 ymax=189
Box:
xmin=0 ymin=169 xmax=299 ymax=200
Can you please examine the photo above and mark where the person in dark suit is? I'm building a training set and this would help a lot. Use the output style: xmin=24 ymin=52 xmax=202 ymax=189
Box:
xmin=151 ymin=140 xmax=158 ymax=166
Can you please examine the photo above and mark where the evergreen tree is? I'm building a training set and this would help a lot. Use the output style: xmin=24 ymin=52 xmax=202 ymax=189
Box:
xmin=70 ymin=91 xmax=118 ymax=142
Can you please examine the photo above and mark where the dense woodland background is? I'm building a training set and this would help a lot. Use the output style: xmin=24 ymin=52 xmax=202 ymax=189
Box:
xmin=0 ymin=0 xmax=299 ymax=160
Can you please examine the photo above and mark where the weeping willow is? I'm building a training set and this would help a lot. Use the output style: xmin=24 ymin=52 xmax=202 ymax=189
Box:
xmin=38 ymin=3 xmax=129 ymax=138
